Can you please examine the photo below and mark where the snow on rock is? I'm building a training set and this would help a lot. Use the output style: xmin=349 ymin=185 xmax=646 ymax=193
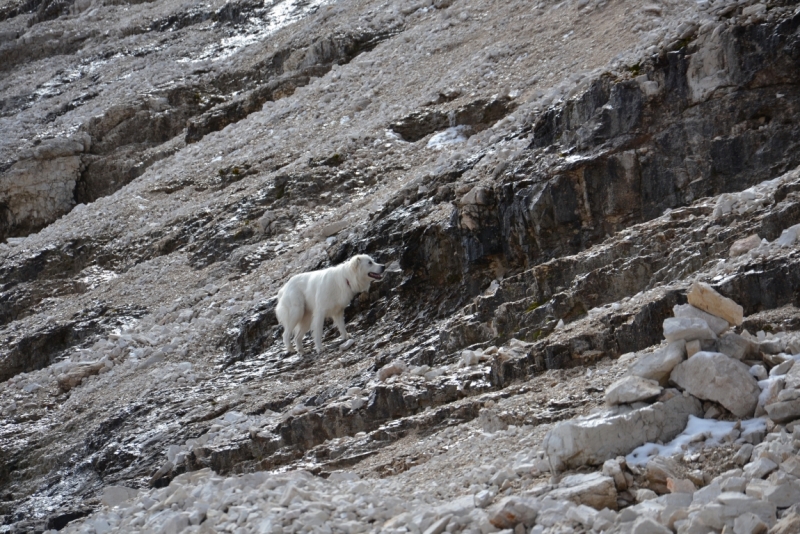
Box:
xmin=626 ymin=415 xmax=766 ymax=466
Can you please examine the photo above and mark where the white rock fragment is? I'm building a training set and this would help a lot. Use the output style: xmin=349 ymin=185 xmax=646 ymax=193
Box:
xmin=670 ymin=351 xmax=760 ymax=418
xmin=687 ymin=281 xmax=744 ymax=326
xmin=663 ymin=317 xmax=716 ymax=343
xmin=548 ymin=473 xmax=617 ymax=511
xmin=543 ymin=394 xmax=702 ymax=471
xmin=377 ymin=360 xmax=408 ymax=381
xmin=718 ymin=332 xmax=758 ymax=361
xmin=628 ymin=341 xmax=685 ymax=385
xmin=729 ymin=234 xmax=762 ymax=257
xmin=604 ymin=375 xmax=662 ymax=406
xmin=487 ymin=496 xmax=540 ymax=529
xmin=733 ymin=512 xmax=768 ymax=534
xmin=673 ymin=303 xmax=730 ymax=334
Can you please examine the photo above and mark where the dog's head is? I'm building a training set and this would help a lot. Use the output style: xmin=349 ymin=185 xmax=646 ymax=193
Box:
xmin=349 ymin=254 xmax=385 ymax=287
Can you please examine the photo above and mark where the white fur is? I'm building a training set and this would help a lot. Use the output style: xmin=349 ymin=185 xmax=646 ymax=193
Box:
xmin=275 ymin=254 xmax=385 ymax=354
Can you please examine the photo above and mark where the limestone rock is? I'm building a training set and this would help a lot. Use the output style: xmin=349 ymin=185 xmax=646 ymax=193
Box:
xmin=632 ymin=517 xmax=671 ymax=534
xmin=673 ymin=304 xmax=729 ymax=334
xmin=669 ymin=352 xmax=760 ymax=418
xmin=487 ymin=496 xmax=539 ymax=528
xmin=764 ymin=399 xmax=800 ymax=424
xmin=543 ymin=394 xmax=702 ymax=472
xmin=733 ymin=511 xmax=768 ymax=534
xmin=377 ymin=360 xmax=408 ymax=381
xmin=687 ymin=281 xmax=744 ymax=326
xmin=548 ymin=473 xmax=617 ymax=511
xmin=768 ymin=511 xmax=800 ymax=534
xmin=605 ymin=375 xmax=662 ymax=406
xmin=663 ymin=317 xmax=716 ymax=343
xmin=762 ymin=482 xmax=800 ymax=508
xmin=729 ymin=235 xmax=762 ymax=257
xmin=783 ymin=363 xmax=800 ymax=390
xmin=718 ymin=332 xmax=758 ymax=361
xmin=100 ymin=486 xmax=138 ymax=507
xmin=629 ymin=341 xmax=685 ymax=385
xmin=743 ymin=458 xmax=778 ymax=480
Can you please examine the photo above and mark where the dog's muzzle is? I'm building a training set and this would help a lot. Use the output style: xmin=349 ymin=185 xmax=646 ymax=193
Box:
xmin=368 ymin=264 xmax=386 ymax=280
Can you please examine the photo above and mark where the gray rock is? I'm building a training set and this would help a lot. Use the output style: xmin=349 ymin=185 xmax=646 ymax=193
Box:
xmin=765 ymin=399 xmax=800 ymax=424
xmin=487 ymin=496 xmax=540 ymax=528
xmin=762 ymin=482 xmax=800 ymax=508
xmin=663 ymin=317 xmax=717 ymax=343
xmin=670 ymin=352 xmax=760 ymax=418
xmin=733 ymin=511 xmax=768 ymax=534
xmin=605 ymin=375 xmax=662 ymax=406
xmin=673 ymin=304 xmax=729 ymax=335
xmin=629 ymin=341 xmax=685 ymax=385
xmin=718 ymin=332 xmax=758 ymax=361
xmin=548 ymin=472 xmax=617 ymax=511
xmin=770 ymin=359 xmax=794 ymax=377
xmin=632 ymin=517 xmax=671 ymax=534
xmin=743 ymin=458 xmax=778 ymax=480
xmin=543 ymin=394 xmax=702 ymax=471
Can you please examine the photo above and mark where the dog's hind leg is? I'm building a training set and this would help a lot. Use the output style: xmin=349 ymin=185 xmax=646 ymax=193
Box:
xmin=311 ymin=312 xmax=325 ymax=353
xmin=332 ymin=312 xmax=350 ymax=341
xmin=294 ymin=312 xmax=312 ymax=355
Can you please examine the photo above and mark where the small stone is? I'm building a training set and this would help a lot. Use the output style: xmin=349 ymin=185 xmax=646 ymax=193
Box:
xmin=377 ymin=360 xmax=407 ymax=381
xmin=770 ymin=359 xmax=794 ymax=377
xmin=686 ymin=339 xmax=701 ymax=357
xmin=729 ymin=235 xmax=762 ymax=257
xmin=734 ymin=444 xmax=755 ymax=466
xmin=474 ymin=490 xmax=494 ymax=508
xmin=733 ymin=511 xmax=768 ymax=534
xmin=487 ymin=496 xmax=540 ymax=528
xmin=629 ymin=341 xmax=685 ymax=385
xmin=548 ymin=473 xmax=617 ymax=510
xmin=718 ymin=332 xmax=758 ymax=361
xmin=743 ymin=458 xmax=778 ymax=479
xmin=604 ymin=375 xmax=662 ymax=406
xmin=765 ymin=399 xmax=800 ymax=424
xmin=635 ymin=488 xmax=658 ymax=501
xmin=673 ymin=303 xmax=730 ymax=334
xmin=423 ymin=515 xmax=451 ymax=534
xmin=663 ymin=317 xmax=716 ymax=343
xmin=602 ymin=458 xmax=628 ymax=491
xmin=566 ymin=504 xmax=598 ymax=529
xmin=667 ymin=478 xmax=696 ymax=494
xmin=339 ymin=338 xmax=355 ymax=350
xmin=780 ymin=456 xmax=800 ymax=477
xmin=762 ymin=482 xmax=800 ymax=508
xmin=687 ymin=281 xmax=744 ymax=326
xmin=632 ymin=517 xmax=671 ymax=534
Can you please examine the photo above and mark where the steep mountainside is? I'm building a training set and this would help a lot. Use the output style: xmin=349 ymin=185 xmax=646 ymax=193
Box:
xmin=2 ymin=0 xmax=800 ymax=532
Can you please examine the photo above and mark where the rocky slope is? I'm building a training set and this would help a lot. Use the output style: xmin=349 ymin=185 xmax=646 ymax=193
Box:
xmin=2 ymin=0 xmax=800 ymax=532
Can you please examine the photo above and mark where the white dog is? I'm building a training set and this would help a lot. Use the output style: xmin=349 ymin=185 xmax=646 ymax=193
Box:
xmin=276 ymin=254 xmax=385 ymax=354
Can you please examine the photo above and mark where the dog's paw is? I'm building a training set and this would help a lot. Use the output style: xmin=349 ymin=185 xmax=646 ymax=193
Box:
xmin=339 ymin=339 xmax=355 ymax=350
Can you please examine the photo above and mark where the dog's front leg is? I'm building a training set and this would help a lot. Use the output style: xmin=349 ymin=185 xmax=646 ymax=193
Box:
xmin=332 ymin=313 xmax=350 ymax=341
xmin=311 ymin=313 xmax=325 ymax=353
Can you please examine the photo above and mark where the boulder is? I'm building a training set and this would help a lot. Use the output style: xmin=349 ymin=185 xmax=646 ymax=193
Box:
xmin=673 ymin=304 xmax=729 ymax=334
xmin=718 ymin=332 xmax=758 ymax=361
xmin=663 ymin=317 xmax=716 ymax=343
xmin=687 ymin=281 xmax=743 ymax=326
xmin=762 ymin=482 xmax=800 ymax=508
xmin=629 ymin=341 xmax=685 ymax=385
xmin=543 ymin=394 xmax=702 ymax=472
xmin=764 ymin=399 xmax=800 ymax=424
xmin=605 ymin=375 xmax=662 ymax=406
xmin=733 ymin=512 xmax=768 ymax=534
xmin=548 ymin=473 xmax=617 ymax=511
xmin=669 ymin=352 xmax=760 ymax=418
